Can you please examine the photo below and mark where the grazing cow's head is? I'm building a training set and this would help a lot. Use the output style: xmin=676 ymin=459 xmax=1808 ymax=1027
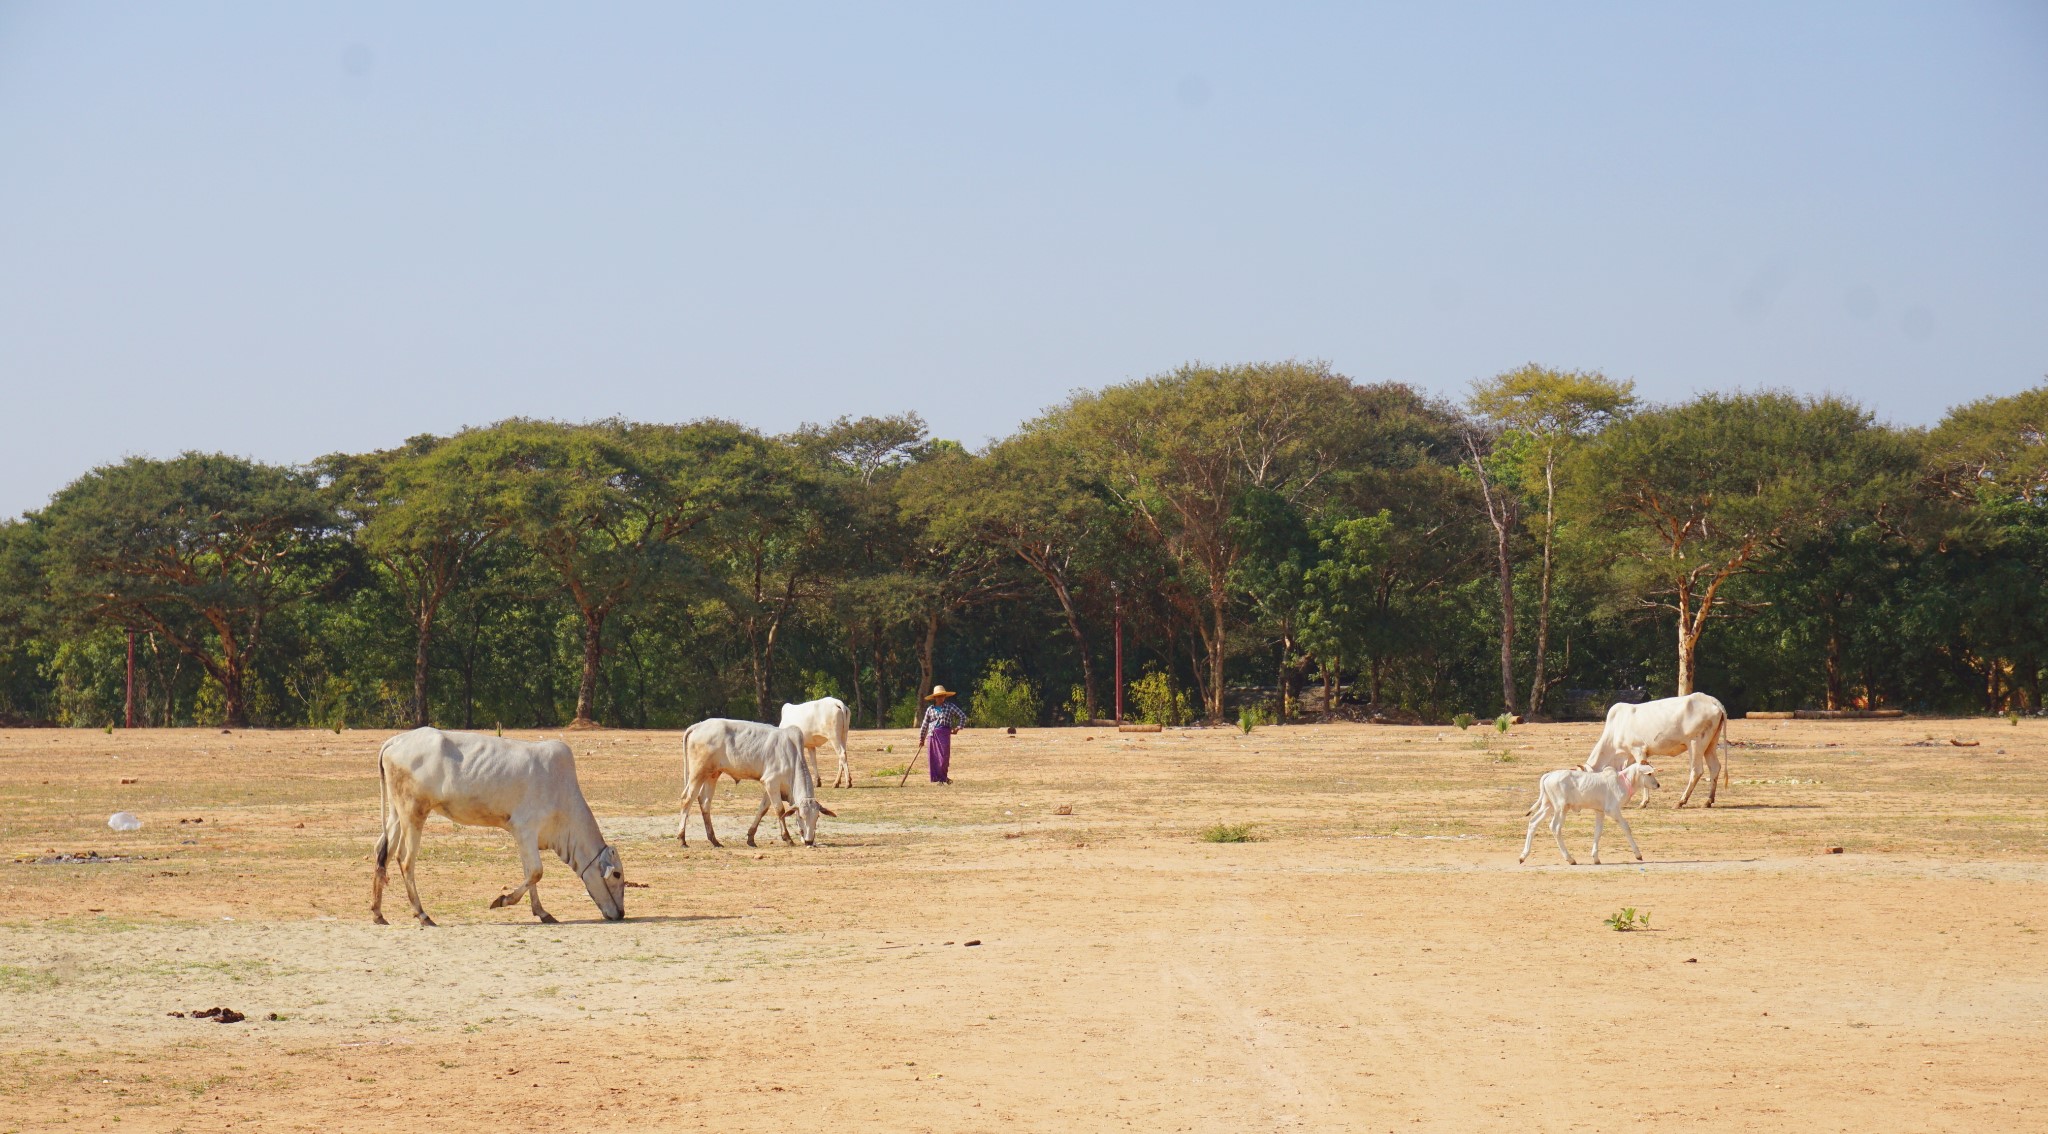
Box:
xmin=581 ymin=844 xmax=626 ymax=921
xmin=792 ymin=797 xmax=838 ymax=847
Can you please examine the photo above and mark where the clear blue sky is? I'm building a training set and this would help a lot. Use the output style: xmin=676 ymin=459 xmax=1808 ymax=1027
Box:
xmin=2 ymin=2 xmax=2044 ymax=518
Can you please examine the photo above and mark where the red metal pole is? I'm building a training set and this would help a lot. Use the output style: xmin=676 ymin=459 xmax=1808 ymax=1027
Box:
xmin=124 ymin=627 xmax=136 ymax=729
xmin=1113 ymin=585 xmax=1123 ymax=725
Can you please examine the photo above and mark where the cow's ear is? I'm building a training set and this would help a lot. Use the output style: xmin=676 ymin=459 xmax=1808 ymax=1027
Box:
xmin=815 ymin=803 xmax=837 ymax=817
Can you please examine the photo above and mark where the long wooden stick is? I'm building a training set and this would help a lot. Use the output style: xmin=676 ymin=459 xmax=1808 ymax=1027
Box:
xmin=899 ymin=733 xmax=924 ymax=787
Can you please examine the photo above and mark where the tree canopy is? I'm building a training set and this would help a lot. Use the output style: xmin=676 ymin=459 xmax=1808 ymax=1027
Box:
xmin=4 ymin=375 xmax=2041 ymax=728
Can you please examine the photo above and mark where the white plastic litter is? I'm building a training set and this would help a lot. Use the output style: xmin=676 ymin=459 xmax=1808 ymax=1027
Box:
xmin=107 ymin=811 xmax=142 ymax=832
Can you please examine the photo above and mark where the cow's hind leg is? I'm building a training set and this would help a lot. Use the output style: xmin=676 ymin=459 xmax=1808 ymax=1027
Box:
xmin=371 ymin=826 xmax=393 ymax=925
xmin=1519 ymin=803 xmax=1545 ymax=864
xmin=1552 ymin=809 xmax=1576 ymax=866
xmin=835 ymin=744 xmax=853 ymax=789
xmin=394 ymin=822 xmax=435 ymax=927
xmin=1703 ymin=744 xmax=1721 ymax=807
xmin=696 ymin=777 xmax=724 ymax=848
xmin=1675 ymin=752 xmax=1706 ymax=808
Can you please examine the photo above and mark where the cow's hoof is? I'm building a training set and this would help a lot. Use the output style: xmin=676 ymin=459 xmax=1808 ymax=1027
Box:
xmin=1635 ymin=854 xmax=1644 ymax=861
xmin=1567 ymin=858 xmax=1579 ymax=866
xmin=416 ymin=915 xmax=437 ymax=928
xmin=488 ymin=894 xmax=511 ymax=909
xmin=372 ymin=913 xmax=388 ymax=926
xmin=538 ymin=913 xmax=558 ymax=925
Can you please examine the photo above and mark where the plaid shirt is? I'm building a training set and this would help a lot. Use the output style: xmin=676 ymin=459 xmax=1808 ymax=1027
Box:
xmin=919 ymin=700 xmax=965 ymax=740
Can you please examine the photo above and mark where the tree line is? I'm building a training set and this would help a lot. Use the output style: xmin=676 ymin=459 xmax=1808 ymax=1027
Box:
xmin=1 ymin=363 xmax=2042 ymax=730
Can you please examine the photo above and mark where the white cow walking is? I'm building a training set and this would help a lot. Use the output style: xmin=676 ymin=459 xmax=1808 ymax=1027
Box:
xmin=372 ymin=727 xmax=626 ymax=926
xmin=1583 ymin=692 xmax=1732 ymax=808
xmin=780 ymin=696 xmax=853 ymax=788
xmin=677 ymin=718 xmax=836 ymax=848
xmin=1520 ymin=764 xmax=1662 ymax=866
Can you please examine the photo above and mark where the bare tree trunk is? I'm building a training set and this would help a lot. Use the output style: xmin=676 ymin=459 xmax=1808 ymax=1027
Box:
xmin=1527 ymin=459 xmax=1557 ymax=714
xmin=746 ymin=615 xmax=769 ymax=721
xmin=1207 ymin=588 xmax=1228 ymax=722
xmin=847 ymin=630 xmax=865 ymax=729
xmin=874 ymin=643 xmax=886 ymax=728
xmin=574 ymin=611 xmax=605 ymax=725
xmin=919 ymin=612 xmax=940 ymax=703
xmin=1466 ymin=433 xmax=1519 ymax=715
xmin=221 ymin=661 xmax=248 ymax=729
xmin=412 ymin=609 xmax=434 ymax=728
xmin=1494 ymin=525 xmax=1518 ymax=714
xmin=1824 ymin=623 xmax=1845 ymax=712
xmin=1043 ymin=574 xmax=1095 ymax=722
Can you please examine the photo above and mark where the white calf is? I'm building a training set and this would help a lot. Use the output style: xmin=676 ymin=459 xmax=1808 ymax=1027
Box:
xmin=1519 ymin=764 xmax=1661 ymax=866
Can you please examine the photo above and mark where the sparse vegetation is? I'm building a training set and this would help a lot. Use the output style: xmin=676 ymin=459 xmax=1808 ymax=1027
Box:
xmin=1604 ymin=908 xmax=1651 ymax=932
xmin=1453 ymin=713 xmax=1477 ymax=731
xmin=1495 ymin=713 xmax=1513 ymax=733
xmin=1130 ymin=668 xmax=1193 ymax=726
xmin=969 ymin=660 xmax=1041 ymax=729
xmin=1200 ymin=822 xmax=1261 ymax=843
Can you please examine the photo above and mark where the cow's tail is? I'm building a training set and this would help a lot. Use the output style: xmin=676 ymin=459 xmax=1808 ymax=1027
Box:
xmin=1714 ymin=709 xmax=1732 ymax=787
xmin=373 ymin=736 xmax=393 ymax=872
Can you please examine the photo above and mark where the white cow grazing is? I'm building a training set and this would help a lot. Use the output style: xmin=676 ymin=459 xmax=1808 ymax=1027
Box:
xmin=1583 ymin=692 xmax=1731 ymax=808
xmin=1520 ymin=764 xmax=1661 ymax=866
xmin=677 ymin=718 xmax=836 ymax=848
xmin=372 ymin=727 xmax=625 ymax=927
xmin=780 ymin=696 xmax=853 ymax=788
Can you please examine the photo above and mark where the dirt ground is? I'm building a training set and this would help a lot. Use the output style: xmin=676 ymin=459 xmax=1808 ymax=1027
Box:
xmin=2 ymin=717 xmax=2046 ymax=1132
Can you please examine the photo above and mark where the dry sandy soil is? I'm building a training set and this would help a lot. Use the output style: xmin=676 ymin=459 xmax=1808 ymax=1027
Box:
xmin=2 ymin=717 xmax=2046 ymax=1132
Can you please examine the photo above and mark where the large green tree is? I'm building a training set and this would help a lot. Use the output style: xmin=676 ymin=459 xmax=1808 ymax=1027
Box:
xmin=1468 ymin=365 xmax=1636 ymax=714
xmin=321 ymin=435 xmax=502 ymax=728
xmin=1055 ymin=361 xmax=1371 ymax=721
xmin=926 ymin=430 xmax=1117 ymax=721
xmin=38 ymin=454 xmax=344 ymax=727
xmin=1569 ymin=392 xmax=1917 ymax=695
xmin=469 ymin=419 xmax=750 ymax=726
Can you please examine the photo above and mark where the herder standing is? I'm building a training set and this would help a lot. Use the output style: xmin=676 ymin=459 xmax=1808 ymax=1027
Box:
xmin=918 ymin=684 xmax=966 ymax=784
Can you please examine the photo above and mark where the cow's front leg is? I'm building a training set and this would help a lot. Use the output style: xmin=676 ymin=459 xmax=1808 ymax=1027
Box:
xmin=1590 ymin=811 xmax=1606 ymax=865
xmin=492 ymin=829 xmax=553 ymax=923
xmin=746 ymin=791 xmax=773 ymax=847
